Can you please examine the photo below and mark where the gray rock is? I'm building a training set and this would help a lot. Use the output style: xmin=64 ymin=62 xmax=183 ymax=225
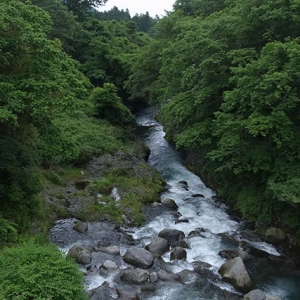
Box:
xmin=67 ymin=245 xmax=92 ymax=264
xmin=158 ymin=229 xmax=185 ymax=246
xmin=72 ymin=220 xmax=88 ymax=233
xmin=162 ymin=198 xmax=178 ymax=210
xmin=219 ymin=249 xmax=251 ymax=262
xmin=99 ymin=245 xmax=120 ymax=255
xmin=218 ymin=257 xmax=252 ymax=293
xmin=178 ymin=181 xmax=189 ymax=190
xmin=243 ymin=289 xmax=266 ymax=300
xmin=157 ymin=270 xmax=183 ymax=283
xmin=264 ymin=227 xmax=286 ymax=245
xmin=266 ymin=296 xmax=281 ymax=300
xmin=120 ymin=268 xmax=149 ymax=284
xmin=145 ymin=237 xmax=169 ymax=257
xmin=102 ymin=260 xmax=118 ymax=270
xmin=123 ymin=247 xmax=154 ymax=269
xmin=175 ymin=217 xmax=189 ymax=224
xmin=150 ymin=272 xmax=158 ymax=283
xmin=117 ymin=288 xmax=140 ymax=300
xmin=170 ymin=247 xmax=187 ymax=261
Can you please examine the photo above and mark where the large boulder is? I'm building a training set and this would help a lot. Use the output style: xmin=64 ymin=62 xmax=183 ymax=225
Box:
xmin=145 ymin=237 xmax=169 ymax=257
xmin=162 ymin=198 xmax=178 ymax=210
xmin=67 ymin=245 xmax=92 ymax=264
xmin=243 ymin=289 xmax=266 ymax=300
xmin=170 ymin=247 xmax=187 ymax=261
xmin=123 ymin=247 xmax=154 ymax=269
xmin=264 ymin=227 xmax=286 ymax=245
xmin=158 ymin=229 xmax=185 ymax=246
xmin=218 ymin=257 xmax=252 ymax=293
xmin=120 ymin=268 xmax=149 ymax=284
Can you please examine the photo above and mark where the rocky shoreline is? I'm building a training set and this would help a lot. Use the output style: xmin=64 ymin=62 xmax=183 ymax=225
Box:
xmin=46 ymin=145 xmax=300 ymax=300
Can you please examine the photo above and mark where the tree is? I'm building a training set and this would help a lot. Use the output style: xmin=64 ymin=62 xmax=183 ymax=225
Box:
xmin=91 ymin=83 xmax=135 ymax=127
xmin=62 ymin=0 xmax=107 ymax=20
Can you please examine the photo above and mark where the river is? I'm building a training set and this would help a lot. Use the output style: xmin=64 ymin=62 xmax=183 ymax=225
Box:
xmin=50 ymin=106 xmax=300 ymax=299
xmin=134 ymin=106 xmax=300 ymax=300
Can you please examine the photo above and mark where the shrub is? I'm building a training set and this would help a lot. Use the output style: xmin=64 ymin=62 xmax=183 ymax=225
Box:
xmin=0 ymin=242 xmax=88 ymax=300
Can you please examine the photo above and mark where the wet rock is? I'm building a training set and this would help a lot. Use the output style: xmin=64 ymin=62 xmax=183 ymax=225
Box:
xmin=240 ymin=241 xmax=271 ymax=258
xmin=150 ymin=272 xmax=158 ymax=282
xmin=218 ymin=257 xmax=252 ymax=293
xmin=192 ymin=261 xmax=217 ymax=278
xmin=157 ymin=269 xmax=183 ymax=283
xmin=89 ymin=282 xmax=116 ymax=300
xmin=151 ymin=202 xmax=161 ymax=208
xmin=67 ymin=245 xmax=92 ymax=264
xmin=123 ymin=247 xmax=154 ymax=269
xmin=158 ymin=229 xmax=185 ymax=246
xmin=145 ymin=237 xmax=169 ymax=257
xmin=162 ymin=198 xmax=178 ymax=210
xmin=191 ymin=194 xmax=205 ymax=198
xmin=178 ymin=181 xmax=189 ymax=190
xmin=175 ymin=217 xmax=189 ymax=224
xmin=170 ymin=247 xmax=187 ymax=261
xmin=177 ymin=269 xmax=197 ymax=283
xmin=120 ymin=268 xmax=149 ymax=284
xmin=97 ymin=240 xmax=111 ymax=247
xmin=218 ymin=232 xmax=240 ymax=246
xmin=117 ymin=288 xmax=140 ymax=300
xmin=174 ymin=240 xmax=189 ymax=249
xmin=266 ymin=296 xmax=281 ymax=300
xmin=264 ymin=227 xmax=286 ymax=245
xmin=241 ymin=230 xmax=262 ymax=242
xmin=243 ymin=289 xmax=266 ymax=300
xmin=219 ymin=249 xmax=251 ymax=262
xmin=102 ymin=260 xmax=118 ymax=270
xmin=188 ymin=228 xmax=207 ymax=238
xmin=98 ymin=245 xmax=120 ymax=255
xmin=72 ymin=220 xmax=88 ymax=233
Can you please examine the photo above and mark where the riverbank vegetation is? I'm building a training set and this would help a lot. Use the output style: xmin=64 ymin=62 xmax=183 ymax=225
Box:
xmin=0 ymin=0 xmax=160 ymax=245
xmin=129 ymin=0 xmax=300 ymax=232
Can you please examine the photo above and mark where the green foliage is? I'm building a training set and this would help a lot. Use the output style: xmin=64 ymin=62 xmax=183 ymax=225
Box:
xmin=85 ymin=165 xmax=163 ymax=225
xmin=91 ymin=83 xmax=135 ymax=127
xmin=131 ymin=0 xmax=300 ymax=229
xmin=0 ymin=216 xmax=18 ymax=246
xmin=0 ymin=241 xmax=88 ymax=300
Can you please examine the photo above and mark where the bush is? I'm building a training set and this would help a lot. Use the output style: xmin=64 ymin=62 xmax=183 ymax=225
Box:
xmin=0 ymin=242 xmax=88 ymax=300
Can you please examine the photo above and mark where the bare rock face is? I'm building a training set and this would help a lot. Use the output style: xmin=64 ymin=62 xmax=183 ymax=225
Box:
xmin=158 ymin=229 xmax=185 ymax=247
xmin=123 ymin=247 xmax=154 ymax=269
xmin=157 ymin=270 xmax=183 ymax=283
xmin=218 ymin=257 xmax=252 ymax=293
xmin=67 ymin=245 xmax=92 ymax=264
xmin=145 ymin=237 xmax=169 ymax=257
xmin=243 ymin=289 xmax=266 ymax=300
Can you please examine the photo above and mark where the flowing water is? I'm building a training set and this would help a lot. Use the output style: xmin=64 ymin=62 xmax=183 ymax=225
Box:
xmin=134 ymin=106 xmax=300 ymax=300
xmin=50 ymin=106 xmax=300 ymax=299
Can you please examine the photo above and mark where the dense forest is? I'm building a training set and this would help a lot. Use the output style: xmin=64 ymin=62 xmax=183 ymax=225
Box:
xmin=1 ymin=0 xmax=300 ymax=298
xmin=130 ymin=0 xmax=300 ymax=231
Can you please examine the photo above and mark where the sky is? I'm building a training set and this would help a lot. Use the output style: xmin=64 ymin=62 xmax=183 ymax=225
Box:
xmin=98 ymin=0 xmax=175 ymax=18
